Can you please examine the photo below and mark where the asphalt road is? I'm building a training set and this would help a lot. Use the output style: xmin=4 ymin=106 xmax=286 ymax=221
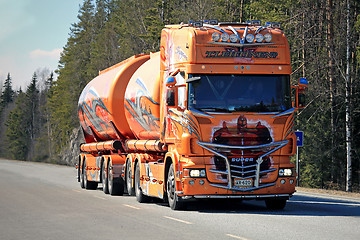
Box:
xmin=1 ymin=159 xmax=359 ymax=240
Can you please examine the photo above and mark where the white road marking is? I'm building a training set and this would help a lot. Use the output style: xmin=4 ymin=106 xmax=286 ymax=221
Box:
xmin=163 ymin=216 xmax=192 ymax=225
xmin=290 ymin=200 xmax=360 ymax=207
xmin=93 ymin=195 xmax=106 ymax=200
xmin=123 ymin=204 xmax=141 ymax=210
xmin=226 ymin=233 xmax=250 ymax=240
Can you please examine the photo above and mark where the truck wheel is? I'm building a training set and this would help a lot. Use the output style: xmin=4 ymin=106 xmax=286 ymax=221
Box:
xmin=80 ymin=161 xmax=85 ymax=189
xmin=108 ymin=161 xmax=124 ymax=196
xmin=84 ymin=161 xmax=98 ymax=190
xmin=102 ymin=161 xmax=109 ymax=194
xmin=265 ymin=199 xmax=287 ymax=210
xmin=166 ymin=163 xmax=183 ymax=210
xmin=135 ymin=161 xmax=149 ymax=203
xmin=126 ymin=161 xmax=135 ymax=196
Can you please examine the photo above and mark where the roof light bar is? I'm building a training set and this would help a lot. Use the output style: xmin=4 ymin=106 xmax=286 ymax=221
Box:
xmin=208 ymin=19 xmax=218 ymax=25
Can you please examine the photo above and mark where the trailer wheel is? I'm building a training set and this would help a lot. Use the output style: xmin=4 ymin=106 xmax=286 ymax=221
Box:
xmin=265 ymin=198 xmax=287 ymax=210
xmin=126 ymin=161 xmax=135 ymax=196
xmin=80 ymin=160 xmax=85 ymax=189
xmin=102 ymin=161 xmax=109 ymax=194
xmin=166 ymin=163 xmax=183 ymax=210
xmin=84 ymin=161 xmax=98 ymax=190
xmin=108 ymin=161 xmax=124 ymax=196
xmin=135 ymin=161 xmax=149 ymax=203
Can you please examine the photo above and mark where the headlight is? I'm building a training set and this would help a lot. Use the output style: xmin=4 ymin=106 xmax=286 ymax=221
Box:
xmin=212 ymin=32 xmax=220 ymax=41
xmin=255 ymin=33 xmax=264 ymax=43
xmin=264 ymin=33 xmax=272 ymax=42
xmin=189 ymin=169 xmax=206 ymax=178
xmin=246 ymin=34 xmax=254 ymax=43
xmin=279 ymin=168 xmax=293 ymax=177
xmin=221 ymin=33 xmax=230 ymax=42
xmin=230 ymin=34 xmax=238 ymax=43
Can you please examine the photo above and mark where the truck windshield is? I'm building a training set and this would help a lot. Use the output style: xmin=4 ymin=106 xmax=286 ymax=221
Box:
xmin=188 ymin=74 xmax=291 ymax=112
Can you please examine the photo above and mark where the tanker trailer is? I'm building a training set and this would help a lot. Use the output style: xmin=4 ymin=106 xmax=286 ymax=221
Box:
xmin=77 ymin=20 xmax=307 ymax=210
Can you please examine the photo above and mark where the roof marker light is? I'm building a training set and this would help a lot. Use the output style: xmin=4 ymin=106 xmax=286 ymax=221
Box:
xmin=193 ymin=21 xmax=203 ymax=27
xmin=208 ymin=19 xmax=218 ymax=25
xmin=251 ymin=20 xmax=261 ymax=25
xmin=271 ymin=23 xmax=281 ymax=28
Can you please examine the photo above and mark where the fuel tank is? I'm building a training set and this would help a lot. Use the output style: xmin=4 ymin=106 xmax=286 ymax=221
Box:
xmin=78 ymin=52 xmax=161 ymax=143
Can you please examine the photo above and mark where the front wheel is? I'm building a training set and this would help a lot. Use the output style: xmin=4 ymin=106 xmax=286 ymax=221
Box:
xmin=265 ymin=198 xmax=287 ymax=210
xmin=167 ymin=163 xmax=183 ymax=210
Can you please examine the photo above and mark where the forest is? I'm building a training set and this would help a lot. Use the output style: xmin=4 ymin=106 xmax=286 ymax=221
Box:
xmin=0 ymin=0 xmax=360 ymax=192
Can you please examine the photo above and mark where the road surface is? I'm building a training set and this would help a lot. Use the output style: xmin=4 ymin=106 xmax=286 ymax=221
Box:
xmin=1 ymin=159 xmax=359 ymax=240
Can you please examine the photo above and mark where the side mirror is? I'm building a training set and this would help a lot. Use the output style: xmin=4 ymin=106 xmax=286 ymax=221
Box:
xmin=296 ymin=78 xmax=308 ymax=109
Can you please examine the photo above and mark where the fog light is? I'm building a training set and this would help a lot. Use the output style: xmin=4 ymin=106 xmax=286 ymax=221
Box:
xmin=212 ymin=32 xmax=220 ymax=41
xmin=264 ymin=33 xmax=272 ymax=42
xmin=221 ymin=33 xmax=230 ymax=42
xmin=189 ymin=180 xmax=195 ymax=185
xmin=255 ymin=33 xmax=264 ymax=43
xmin=246 ymin=34 xmax=254 ymax=43
xmin=281 ymin=179 xmax=286 ymax=184
xmin=189 ymin=169 xmax=206 ymax=178
xmin=199 ymin=180 xmax=205 ymax=185
xmin=230 ymin=34 xmax=238 ymax=43
xmin=279 ymin=168 xmax=293 ymax=177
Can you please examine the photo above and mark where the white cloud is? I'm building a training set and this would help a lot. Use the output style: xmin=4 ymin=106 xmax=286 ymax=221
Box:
xmin=29 ymin=48 xmax=62 ymax=60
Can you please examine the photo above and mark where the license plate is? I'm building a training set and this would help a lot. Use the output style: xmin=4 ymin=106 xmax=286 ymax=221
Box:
xmin=234 ymin=179 xmax=252 ymax=187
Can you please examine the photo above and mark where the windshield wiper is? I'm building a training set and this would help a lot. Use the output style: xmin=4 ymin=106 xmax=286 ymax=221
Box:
xmin=198 ymin=107 xmax=231 ymax=112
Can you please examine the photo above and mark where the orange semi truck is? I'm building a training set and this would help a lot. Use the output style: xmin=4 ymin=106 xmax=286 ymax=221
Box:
xmin=77 ymin=20 xmax=308 ymax=210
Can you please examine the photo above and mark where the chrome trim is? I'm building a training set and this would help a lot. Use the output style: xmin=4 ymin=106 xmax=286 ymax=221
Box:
xmin=188 ymin=107 xmax=215 ymax=118
xmin=191 ymin=193 xmax=291 ymax=199
xmin=207 ymin=41 xmax=276 ymax=47
xmin=228 ymin=26 xmax=243 ymax=43
xmin=203 ymin=23 xmax=226 ymax=33
xmin=271 ymin=107 xmax=295 ymax=118
xmin=197 ymin=140 xmax=288 ymax=192
xmin=210 ymin=182 xmax=276 ymax=192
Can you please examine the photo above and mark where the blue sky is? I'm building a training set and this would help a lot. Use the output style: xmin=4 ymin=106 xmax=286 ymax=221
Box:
xmin=0 ymin=0 xmax=83 ymax=90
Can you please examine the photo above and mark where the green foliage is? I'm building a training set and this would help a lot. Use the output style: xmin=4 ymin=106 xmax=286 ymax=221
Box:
xmin=5 ymin=92 xmax=29 ymax=160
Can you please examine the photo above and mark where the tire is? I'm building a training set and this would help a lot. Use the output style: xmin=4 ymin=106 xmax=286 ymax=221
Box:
xmin=166 ymin=163 xmax=183 ymax=210
xmin=126 ymin=161 xmax=135 ymax=196
xmin=135 ymin=161 xmax=150 ymax=203
xmin=84 ymin=161 xmax=98 ymax=190
xmin=265 ymin=198 xmax=287 ymax=210
xmin=102 ymin=161 xmax=109 ymax=194
xmin=108 ymin=161 xmax=124 ymax=196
